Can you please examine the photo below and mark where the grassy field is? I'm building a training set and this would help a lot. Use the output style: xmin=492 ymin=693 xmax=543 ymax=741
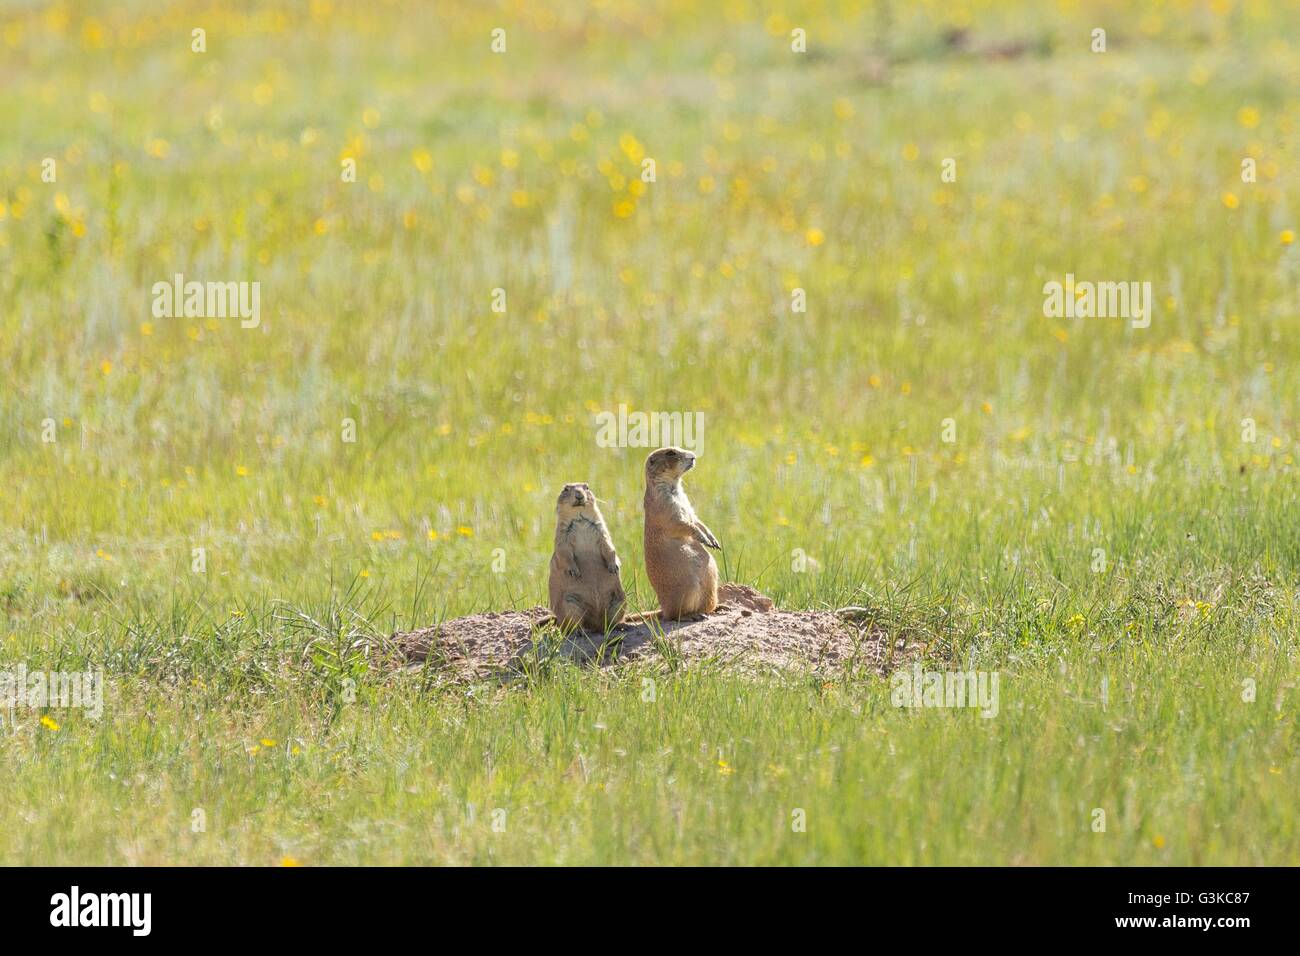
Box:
xmin=1 ymin=0 xmax=1298 ymax=865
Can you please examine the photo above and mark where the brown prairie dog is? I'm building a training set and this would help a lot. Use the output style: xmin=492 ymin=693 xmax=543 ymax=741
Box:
xmin=548 ymin=482 xmax=627 ymax=632
xmin=642 ymin=447 xmax=721 ymax=620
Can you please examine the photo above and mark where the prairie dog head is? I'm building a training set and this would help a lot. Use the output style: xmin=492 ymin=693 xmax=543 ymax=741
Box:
xmin=645 ymin=447 xmax=696 ymax=487
xmin=556 ymin=482 xmax=598 ymax=517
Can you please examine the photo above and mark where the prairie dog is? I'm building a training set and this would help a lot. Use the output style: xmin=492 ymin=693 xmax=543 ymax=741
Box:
xmin=642 ymin=447 xmax=721 ymax=620
xmin=548 ymin=483 xmax=627 ymax=632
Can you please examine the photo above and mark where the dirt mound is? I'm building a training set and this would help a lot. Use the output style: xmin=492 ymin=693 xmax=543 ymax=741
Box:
xmin=385 ymin=584 xmax=916 ymax=683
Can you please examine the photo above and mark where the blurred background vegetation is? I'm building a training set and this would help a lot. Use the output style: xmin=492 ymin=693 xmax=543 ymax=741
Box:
xmin=0 ymin=0 xmax=1297 ymax=866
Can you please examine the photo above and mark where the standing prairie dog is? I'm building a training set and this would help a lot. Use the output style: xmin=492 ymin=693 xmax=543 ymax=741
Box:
xmin=643 ymin=447 xmax=721 ymax=620
xmin=548 ymin=482 xmax=627 ymax=632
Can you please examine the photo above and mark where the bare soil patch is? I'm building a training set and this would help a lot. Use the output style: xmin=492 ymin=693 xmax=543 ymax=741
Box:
xmin=384 ymin=584 xmax=918 ymax=683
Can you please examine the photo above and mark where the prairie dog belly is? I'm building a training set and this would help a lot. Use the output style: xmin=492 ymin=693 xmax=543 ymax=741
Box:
xmin=569 ymin=521 xmax=611 ymax=570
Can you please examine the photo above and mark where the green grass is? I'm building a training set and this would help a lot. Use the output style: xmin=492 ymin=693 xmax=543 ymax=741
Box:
xmin=0 ymin=0 xmax=1297 ymax=864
